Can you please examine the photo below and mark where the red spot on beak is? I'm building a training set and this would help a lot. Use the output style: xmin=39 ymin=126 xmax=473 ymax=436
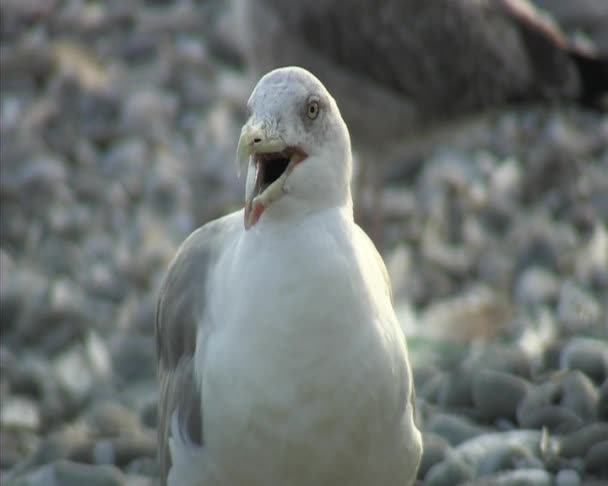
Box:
xmin=244 ymin=200 xmax=266 ymax=230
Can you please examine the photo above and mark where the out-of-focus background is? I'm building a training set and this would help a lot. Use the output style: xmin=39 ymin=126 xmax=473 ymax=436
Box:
xmin=1 ymin=1 xmax=607 ymax=485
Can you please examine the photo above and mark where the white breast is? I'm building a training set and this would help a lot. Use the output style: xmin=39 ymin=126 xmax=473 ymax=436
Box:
xmin=194 ymin=208 xmax=419 ymax=485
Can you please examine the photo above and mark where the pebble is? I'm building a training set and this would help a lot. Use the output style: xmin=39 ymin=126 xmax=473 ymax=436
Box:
xmin=517 ymin=372 xmax=600 ymax=432
xmin=427 ymin=413 xmax=490 ymax=446
xmin=425 ymin=455 xmax=475 ymax=486
xmin=558 ymin=423 xmax=608 ymax=458
xmin=450 ymin=430 xmax=547 ymax=474
xmin=518 ymin=404 xmax=583 ymax=433
xmin=472 ymin=369 xmax=531 ymax=421
xmin=464 ymin=468 xmax=553 ymax=485
xmin=418 ymin=433 xmax=452 ymax=478
xmin=466 ymin=347 xmax=532 ymax=378
xmin=514 ymin=266 xmax=560 ymax=306
xmin=53 ymin=346 xmax=96 ymax=404
xmin=13 ymin=460 xmax=125 ymax=486
xmin=555 ymin=468 xmax=581 ymax=486
xmin=0 ymin=396 xmax=41 ymax=431
xmin=584 ymin=439 xmax=608 ymax=474
xmin=557 ymin=281 xmax=602 ymax=331
xmin=84 ymin=401 xmax=144 ymax=438
xmin=599 ymin=380 xmax=608 ymax=419
xmin=438 ymin=367 xmax=474 ymax=409
xmin=558 ymin=371 xmax=599 ymax=421
xmin=92 ymin=436 xmax=157 ymax=468
xmin=109 ymin=335 xmax=156 ymax=383
xmin=560 ymin=338 xmax=608 ymax=384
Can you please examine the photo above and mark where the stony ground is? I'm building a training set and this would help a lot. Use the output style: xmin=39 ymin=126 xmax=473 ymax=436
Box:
xmin=1 ymin=1 xmax=607 ymax=485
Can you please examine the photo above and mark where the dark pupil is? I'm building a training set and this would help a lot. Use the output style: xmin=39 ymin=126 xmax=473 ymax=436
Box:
xmin=309 ymin=104 xmax=315 ymax=113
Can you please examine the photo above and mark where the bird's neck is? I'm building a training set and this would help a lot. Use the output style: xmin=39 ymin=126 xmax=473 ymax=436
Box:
xmin=256 ymin=196 xmax=354 ymax=235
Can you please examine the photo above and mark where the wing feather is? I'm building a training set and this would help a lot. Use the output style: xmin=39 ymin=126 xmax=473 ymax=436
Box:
xmin=237 ymin=0 xmax=591 ymax=136
xmin=155 ymin=214 xmax=239 ymax=485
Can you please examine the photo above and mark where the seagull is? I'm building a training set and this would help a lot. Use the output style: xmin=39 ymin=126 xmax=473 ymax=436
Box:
xmin=156 ymin=67 xmax=422 ymax=486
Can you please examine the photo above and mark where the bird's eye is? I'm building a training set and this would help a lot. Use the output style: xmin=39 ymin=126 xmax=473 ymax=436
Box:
xmin=306 ymin=98 xmax=319 ymax=120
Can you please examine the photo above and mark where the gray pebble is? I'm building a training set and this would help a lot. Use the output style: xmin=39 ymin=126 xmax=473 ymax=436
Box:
xmin=462 ymin=468 xmax=553 ymax=486
xmin=476 ymin=442 xmax=538 ymax=476
xmin=438 ymin=367 xmax=474 ymax=409
xmin=123 ymin=473 xmax=155 ymax=486
xmin=419 ymin=433 xmax=452 ymax=479
xmin=560 ymin=338 xmax=608 ymax=384
xmin=0 ymin=428 xmax=39 ymax=470
xmin=472 ymin=369 xmax=531 ymax=421
xmin=122 ymin=88 xmax=177 ymax=142
xmin=584 ymin=439 xmax=608 ymax=475
xmin=53 ymin=346 xmax=96 ymax=404
xmin=0 ymin=396 xmax=40 ymax=430
xmin=28 ymin=424 xmax=93 ymax=466
xmin=84 ymin=401 xmax=144 ymax=438
xmin=514 ymin=265 xmax=560 ymax=306
xmin=91 ymin=436 xmax=156 ymax=467
xmin=425 ymin=455 xmax=475 ymax=486
xmin=599 ymin=380 xmax=608 ymax=420
xmin=417 ymin=370 xmax=445 ymax=403
xmin=559 ymin=371 xmax=600 ymax=421
xmin=13 ymin=460 xmax=125 ymax=486
xmin=109 ymin=335 xmax=156 ymax=383
xmin=518 ymin=372 xmax=600 ymax=431
xmin=518 ymin=404 xmax=583 ymax=432
xmin=466 ymin=347 xmax=531 ymax=378
xmin=557 ymin=281 xmax=602 ymax=331
xmin=556 ymin=468 xmax=581 ymax=486
xmin=428 ymin=413 xmax=490 ymax=446
xmin=139 ymin=400 xmax=158 ymax=430
xmin=558 ymin=422 xmax=608 ymax=458
xmin=123 ymin=457 xmax=159 ymax=477
xmin=452 ymin=430 xmax=547 ymax=475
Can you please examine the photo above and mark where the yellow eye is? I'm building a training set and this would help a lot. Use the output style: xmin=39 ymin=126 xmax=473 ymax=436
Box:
xmin=307 ymin=100 xmax=319 ymax=119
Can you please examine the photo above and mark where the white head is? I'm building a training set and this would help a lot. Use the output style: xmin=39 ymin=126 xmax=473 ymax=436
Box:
xmin=236 ymin=66 xmax=353 ymax=229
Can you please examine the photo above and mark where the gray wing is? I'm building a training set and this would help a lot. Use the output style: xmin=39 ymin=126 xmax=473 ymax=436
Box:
xmin=236 ymin=0 xmax=604 ymax=143
xmin=155 ymin=214 xmax=238 ymax=485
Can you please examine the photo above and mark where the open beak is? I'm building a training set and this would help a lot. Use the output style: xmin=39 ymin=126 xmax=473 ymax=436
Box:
xmin=236 ymin=121 xmax=307 ymax=229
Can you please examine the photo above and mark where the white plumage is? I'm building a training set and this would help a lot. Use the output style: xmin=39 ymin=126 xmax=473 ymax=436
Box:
xmin=156 ymin=67 xmax=421 ymax=486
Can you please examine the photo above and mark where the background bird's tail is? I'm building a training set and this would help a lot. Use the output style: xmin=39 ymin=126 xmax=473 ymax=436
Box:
xmin=570 ymin=49 xmax=608 ymax=110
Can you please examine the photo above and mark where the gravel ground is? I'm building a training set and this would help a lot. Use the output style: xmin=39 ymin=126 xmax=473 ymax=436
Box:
xmin=1 ymin=1 xmax=607 ymax=485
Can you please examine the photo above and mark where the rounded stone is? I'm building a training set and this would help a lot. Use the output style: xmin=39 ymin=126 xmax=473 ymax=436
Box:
xmin=469 ymin=468 xmax=553 ymax=486
xmin=424 ymin=456 xmax=474 ymax=486
xmin=555 ymin=468 xmax=581 ymax=486
xmin=558 ymin=423 xmax=608 ymax=458
xmin=472 ymin=369 xmax=531 ymax=421
xmin=13 ymin=460 xmax=125 ymax=486
xmin=559 ymin=371 xmax=599 ymax=421
xmin=560 ymin=338 xmax=608 ymax=384
xmin=518 ymin=405 xmax=583 ymax=432
xmin=599 ymin=379 xmax=608 ymax=420
xmin=427 ymin=412 xmax=489 ymax=446
xmin=418 ymin=433 xmax=452 ymax=479
xmin=438 ymin=367 xmax=474 ymax=408
xmin=584 ymin=439 xmax=608 ymax=474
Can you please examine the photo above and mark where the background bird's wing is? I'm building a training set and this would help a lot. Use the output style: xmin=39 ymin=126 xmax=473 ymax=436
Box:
xmin=155 ymin=214 xmax=238 ymax=484
xmin=237 ymin=0 xmax=598 ymax=133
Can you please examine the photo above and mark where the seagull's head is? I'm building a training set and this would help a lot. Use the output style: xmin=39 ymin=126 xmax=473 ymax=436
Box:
xmin=237 ymin=66 xmax=352 ymax=229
